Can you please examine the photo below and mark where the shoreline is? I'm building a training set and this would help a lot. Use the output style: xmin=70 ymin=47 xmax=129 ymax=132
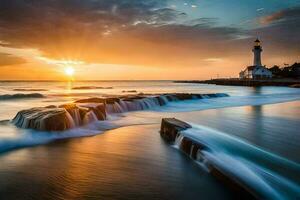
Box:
xmin=175 ymin=79 xmax=300 ymax=87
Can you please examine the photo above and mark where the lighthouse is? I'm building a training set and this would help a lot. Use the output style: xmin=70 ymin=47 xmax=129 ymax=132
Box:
xmin=253 ymin=38 xmax=262 ymax=66
xmin=239 ymin=38 xmax=272 ymax=79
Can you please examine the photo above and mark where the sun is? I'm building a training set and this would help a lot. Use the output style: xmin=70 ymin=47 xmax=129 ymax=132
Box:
xmin=64 ymin=66 xmax=75 ymax=76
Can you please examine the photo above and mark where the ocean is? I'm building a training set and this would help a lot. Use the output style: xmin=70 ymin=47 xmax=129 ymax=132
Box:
xmin=0 ymin=81 xmax=300 ymax=199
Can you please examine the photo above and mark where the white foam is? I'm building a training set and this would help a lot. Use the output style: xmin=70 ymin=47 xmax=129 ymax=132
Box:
xmin=180 ymin=124 xmax=300 ymax=200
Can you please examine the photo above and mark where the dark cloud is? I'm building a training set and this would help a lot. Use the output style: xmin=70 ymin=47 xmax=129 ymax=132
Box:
xmin=0 ymin=0 xmax=298 ymax=68
xmin=260 ymin=6 xmax=300 ymax=25
xmin=0 ymin=53 xmax=26 ymax=66
xmin=0 ymin=0 xmax=243 ymax=66
xmin=254 ymin=7 xmax=300 ymax=56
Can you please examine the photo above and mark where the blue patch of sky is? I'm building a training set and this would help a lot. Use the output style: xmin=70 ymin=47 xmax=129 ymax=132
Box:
xmin=165 ymin=0 xmax=300 ymax=29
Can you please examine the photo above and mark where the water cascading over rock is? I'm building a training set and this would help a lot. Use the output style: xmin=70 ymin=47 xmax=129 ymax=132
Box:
xmin=13 ymin=107 xmax=76 ymax=131
xmin=12 ymin=93 xmax=229 ymax=131
xmin=160 ymin=118 xmax=262 ymax=199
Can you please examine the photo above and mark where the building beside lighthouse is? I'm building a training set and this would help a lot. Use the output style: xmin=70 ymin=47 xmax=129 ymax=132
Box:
xmin=239 ymin=39 xmax=272 ymax=79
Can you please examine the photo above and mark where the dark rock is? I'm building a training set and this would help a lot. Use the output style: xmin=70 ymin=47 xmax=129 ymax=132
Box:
xmin=190 ymin=143 xmax=204 ymax=159
xmin=13 ymin=107 xmax=75 ymax=131
xmin=105 ymin=98 xmax=120 ymax=104
xmin=13 ymin=93 xmax=228 ymax=131
xmin=122 ymin=90 xmax=137 ymax=93
xmin=79 ymin=103 xmax=106 ymax=120
xmin=160 ymin=118 xmax=192 ymax=142
xmin=180 ymin=137 xmax=193 ymax=155
xmin=290 ymin=84 xmax=300 ymax=88
xmin=121 ymin=95 xmax=145 ymax=101
xmin=159 ymin=118 xmax=260 ymax=199
xmin=75 ymin=98 xmax=106 ymax=104
xmin=75 ymin=97 xmax=120 ymax=104
xmin=174 ymin=93 xmax=195 ymax=100
xmin=45 ymin=105 xmax=57 ymax=108
xmin=13 ymin=89 xmax=48 ymax=91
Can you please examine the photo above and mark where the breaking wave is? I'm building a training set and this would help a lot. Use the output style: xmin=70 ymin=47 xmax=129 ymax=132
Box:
xmin=0 ymin=93 xmax=45 ymax=100
xmin=158 ymin=92 xmax=300 ymax=112
xmin=72 ymin=86 xmax=113 ymax=90
xmin=13 ymin=88 xmax=48 ymax=91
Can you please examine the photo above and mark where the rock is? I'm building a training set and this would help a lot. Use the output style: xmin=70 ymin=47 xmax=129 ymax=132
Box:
xmin=13 ymin=107 xmax=75 ymax=131
xmin=79 ymin=103 xmax=106 ymax=120
xmin=75 ymin=98 xmax=106 ymax=104
xmin=13 ymin=93 xmax=229 ymax=131
xmin=173 ymin=93 xmax=196 ymax=100
xmin=121 ymin=95 xmax=145 ymax=101
xmin=160 ymin=118 xmax=192 ymax=142
xmin=159 ymin=118 xmax=260 ymax=199
xmin=290 ymin=84 xmax=300 ymax=88
xmin=180 ymin=137 xmax=193 ymax=154
xmin=122 ymin=90 xmax=137 ymax=93
xmin=45 ymin=105 xmax=57 ymax=108
xmin=75 ymin=97 xmax=120 ymax=104
xmin=60 ymin=103 xmax=93 ymax=126
xmin=190 ymin=143 xmax=204 ymax=159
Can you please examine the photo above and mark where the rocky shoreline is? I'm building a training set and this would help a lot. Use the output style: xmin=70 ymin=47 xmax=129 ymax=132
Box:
xmin=175 ymin=79 xmax=300 ymax=87
xmin=13 ymin=93 xmax=229 ymax=131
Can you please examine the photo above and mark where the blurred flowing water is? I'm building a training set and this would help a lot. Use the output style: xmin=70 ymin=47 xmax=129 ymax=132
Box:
xmin=0 ymin=81 xmax=300 ymax=199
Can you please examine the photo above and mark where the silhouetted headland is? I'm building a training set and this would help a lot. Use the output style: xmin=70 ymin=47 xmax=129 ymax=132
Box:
xmin=175 ymin=78 xmax=300 ymax=87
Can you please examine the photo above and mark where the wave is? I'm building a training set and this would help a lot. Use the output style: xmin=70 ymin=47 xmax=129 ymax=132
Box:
xmin=0 ymin=93 xmax=45 ymax=100
xmin=0 ymin=127 xmax=103 ymax=154
xmin=13 ymin=88 xmax=48 ymax=91
xmin=0 ymin=120 xmax=10 ymax=125
xmin=175 ymin=124 xmax=300 ymax=200
xmin=0 ymin=117 xmax=148 ymax=154
xmin=122 ymin=90 xmax=138 ymax=93
xmin=72 ymin=86 xmax=113 ymax=90
xmin=158 ymin=92 xmax=300 ymax=112
xmin=12 ymin=93 xmax=229 ymax=131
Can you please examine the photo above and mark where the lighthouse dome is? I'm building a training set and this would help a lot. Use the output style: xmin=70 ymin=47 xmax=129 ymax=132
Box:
xmin=254 ymin=38 xmax=261 ymax=46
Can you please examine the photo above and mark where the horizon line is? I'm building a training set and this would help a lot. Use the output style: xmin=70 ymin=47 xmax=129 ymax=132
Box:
xmin=0 ymin=79 xmax=209 ymax=82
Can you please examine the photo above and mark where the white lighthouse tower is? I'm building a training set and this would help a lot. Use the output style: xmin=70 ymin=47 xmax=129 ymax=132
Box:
xmin=239 ymin=38 xmax=272 ymax=79
xmin=253 ymin=38 xmax=262 ymax=66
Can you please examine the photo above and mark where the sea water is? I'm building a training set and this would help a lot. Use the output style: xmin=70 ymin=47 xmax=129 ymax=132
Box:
xmin=0 ymin=81 xmax=300 ymax=199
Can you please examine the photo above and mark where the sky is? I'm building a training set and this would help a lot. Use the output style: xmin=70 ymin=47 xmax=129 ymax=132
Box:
xmin=0 ymin=0 xmax=300 ymax=80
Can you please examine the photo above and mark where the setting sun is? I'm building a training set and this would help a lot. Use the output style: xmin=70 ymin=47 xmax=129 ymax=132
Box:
xmin=64 ymin=66 xmax=74 ymax=76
